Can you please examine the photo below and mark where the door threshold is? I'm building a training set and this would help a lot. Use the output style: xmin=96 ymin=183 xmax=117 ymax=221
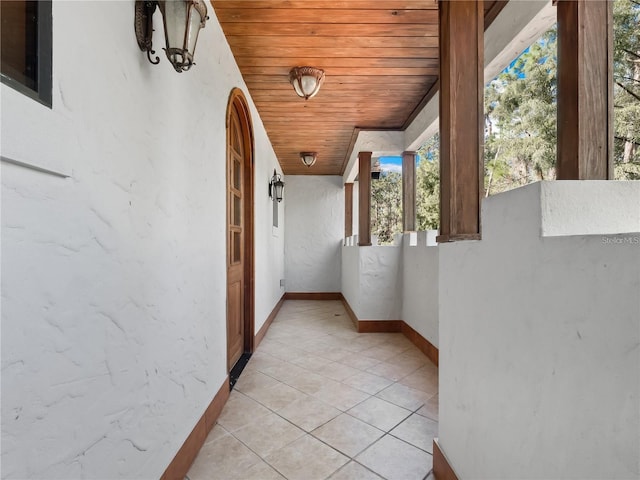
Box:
xmin=229 ymin=353 xmax=252 ymax=390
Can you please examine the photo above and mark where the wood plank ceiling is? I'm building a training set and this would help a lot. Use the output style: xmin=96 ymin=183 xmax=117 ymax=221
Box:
xmin=212 ymin=0 xmax=506 ymax=175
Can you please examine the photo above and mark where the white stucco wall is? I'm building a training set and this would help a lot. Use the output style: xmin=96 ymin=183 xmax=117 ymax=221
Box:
xmin=438 ymin=182 xmax=640 ymax=479
xmin=284 ymin=176 xmax=343 ymax=292
xmin=1 ymin=2 xmax=284 ymax=478
xmin=342 ymin=235 xmax=439 ymax=344
xmin=341 ymin=245 xmax=402 ymax=320
xmin=402 ymin=233 xmax=439 ymax=347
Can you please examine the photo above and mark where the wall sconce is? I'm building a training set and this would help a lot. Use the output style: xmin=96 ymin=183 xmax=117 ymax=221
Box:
xmin=268 ymin=169 xmax=285 ymax=202
xmin=135 ymin=0 xmax=209 ymax=72
xmin=289 ymin=67 xmax=325 ymax=100
xmin=300 ymin=152 xmax=317 ymax=168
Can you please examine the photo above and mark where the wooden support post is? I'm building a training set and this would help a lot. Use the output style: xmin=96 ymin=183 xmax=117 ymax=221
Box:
xmin=438 ymin=0 xmax=484 ymax=243
xmin=557 ymin=0 xmax=613 ymax=180
xmin=345 ymin=183 xmax=354 ymax=238
xmin=402 ymin=151 xmax=417 ymax=232
xmin=358 ymin=152 xmax=372 ymax=246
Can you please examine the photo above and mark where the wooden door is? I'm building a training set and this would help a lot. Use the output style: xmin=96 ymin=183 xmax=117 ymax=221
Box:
xmin=227 ymin=102 xmax=246 ymax=370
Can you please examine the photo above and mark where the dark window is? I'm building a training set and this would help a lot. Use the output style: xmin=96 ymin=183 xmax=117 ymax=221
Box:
xmin=1 ymin=0 xmax=52 ymax=106
xmin=273 ymin=196 xmax=279 ymax=228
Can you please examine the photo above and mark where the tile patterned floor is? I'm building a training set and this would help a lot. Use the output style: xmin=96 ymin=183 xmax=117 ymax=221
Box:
xmin=187 ymin=300 xmax=439 ymax=480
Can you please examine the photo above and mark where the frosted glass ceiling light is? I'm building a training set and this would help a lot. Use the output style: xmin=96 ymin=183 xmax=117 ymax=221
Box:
xmin=289 ymin=67 xmax=325 ymax=100
xmin=135 ymin=0 xmax=208 ymax=72
xmin=300 ymin=152 xmax=317 ymax=167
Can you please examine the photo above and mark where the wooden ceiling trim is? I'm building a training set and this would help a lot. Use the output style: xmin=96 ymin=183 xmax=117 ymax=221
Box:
xmin=269 ymin=132 xmax=354 ymax=138
xmin=258 ymin=109 xmax=412 ymax=117
xmin=226 ymin=36 xmax=438 ymax=49
xmin=248 ymin=84 xmax=430 ymax=93
xmin=219 ymin=23 xmax=437 ymax=36
xmin=402 ymin=79 xmax=440 ymax=130
xmin=260 ymin=102 xmax=410 ymax=112
xmin=484 ymin=1 xmax=510 ymax=29
xmin=236 ymin=57 xmax=438 ymax=68
xmin=212 ymin=1 xmax=438 ymax=9
xmin=252 ymin=89 xmax=426 ymax=99
xmin=264 ymin=120 xmax=408 ymax=127
xmin=341 ymin=128 xmax=362 ymax=176
xmin=244 ymin=75 xmax=435 ymax=85
xmin=239 ymin=67 xmax=439 ymax=76
xmin=214 ymin=9 xmax=438 ymax=24
xmin=232 ymin=46 xmax=439 ymax=59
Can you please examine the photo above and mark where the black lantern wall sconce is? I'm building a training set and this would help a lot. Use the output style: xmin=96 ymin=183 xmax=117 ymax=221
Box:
xmin=135 ymin=0 xmax=209 ymax=72
xmin=268 ymin=169 xmax=285 ymax=203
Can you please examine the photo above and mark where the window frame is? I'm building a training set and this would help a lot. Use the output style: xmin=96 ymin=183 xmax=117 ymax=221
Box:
xmin=1 ymin=0 xmax=53 ymax=108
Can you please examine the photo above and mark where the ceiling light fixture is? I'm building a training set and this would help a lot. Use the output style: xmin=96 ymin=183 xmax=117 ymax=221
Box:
xmin=300 ymin=152 xmax=317 ymax=168
xmin=135 ymin=0 xmax=209 ymax=72
xmin=289 ymin=67 xmax=325 ymax=100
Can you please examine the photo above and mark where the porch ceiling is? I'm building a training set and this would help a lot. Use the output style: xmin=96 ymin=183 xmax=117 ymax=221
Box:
xmin=211 ymin=0 xmax=507 ymax=175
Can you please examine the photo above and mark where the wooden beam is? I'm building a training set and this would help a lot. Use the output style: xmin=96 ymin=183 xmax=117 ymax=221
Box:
xmin=345 ymin=183 xmax=354 ymax=238
xmin=556 ymin=0 xmax=613 ymax=180
xmin=437 ymin=0 xmax=483 ymax=243
xmin=358 ymin=152 xmax=373 ymax=246
xmin=402 ymin=151 xmax=417 ymax=232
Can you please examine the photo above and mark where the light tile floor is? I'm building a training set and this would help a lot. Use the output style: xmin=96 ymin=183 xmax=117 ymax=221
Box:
xmin=187 ymin=300 xmax=439 ymax=480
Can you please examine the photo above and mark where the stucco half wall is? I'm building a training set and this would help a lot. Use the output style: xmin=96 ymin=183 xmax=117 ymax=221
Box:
xmin=438 ymin=181 xmax=640 ymax=479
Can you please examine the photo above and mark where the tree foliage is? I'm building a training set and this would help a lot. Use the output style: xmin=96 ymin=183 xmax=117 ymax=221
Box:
xmin=613 ymin=0 xmax=640 ymax=178
xmin=371 ymin=171 xmax=402 ymax=244
xmin=484 ymin=29 xmax=558 ymax=193
xmin=485 ymin=2 xmax=640 ymax=191
xmin=416 ymin=135 xmax=440 ymax=231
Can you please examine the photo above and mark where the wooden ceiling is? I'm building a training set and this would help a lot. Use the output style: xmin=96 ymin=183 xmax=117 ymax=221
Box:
xmin=212 ymin=0 xmax=507 ymax=175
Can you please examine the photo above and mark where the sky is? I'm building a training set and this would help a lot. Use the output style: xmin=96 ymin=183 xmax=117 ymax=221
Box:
xmin=379 ymin=156 xmax=403 ymax=173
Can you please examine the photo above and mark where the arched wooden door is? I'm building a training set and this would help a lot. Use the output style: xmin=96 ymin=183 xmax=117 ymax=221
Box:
xmin=226 ymin=90 xmax=254 ymax=371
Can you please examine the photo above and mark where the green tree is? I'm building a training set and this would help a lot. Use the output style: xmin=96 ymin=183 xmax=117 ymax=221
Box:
xmin=484 ymin=28 xmax=558 ymax=193
xmin=484 ymin=3 xmax=640 ymax=189
xmin=416 ymin=135 xmax=440 ymax=231
xmin=613 ymin=0 xmax=640 ymax=178
xmin=371 ymin=170 xmax=402 ymax=244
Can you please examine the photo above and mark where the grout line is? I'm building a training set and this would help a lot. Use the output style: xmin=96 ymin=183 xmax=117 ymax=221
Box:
xmin=218 ymin=300 xmax=438 ymax=480
xmin=351 ymin=458 xmax=390 ymax=480
xmin=386 ymin=430 xmax=436 ymax=456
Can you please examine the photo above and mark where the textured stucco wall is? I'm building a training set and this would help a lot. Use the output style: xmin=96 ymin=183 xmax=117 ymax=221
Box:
xmin=284 ymin=176 xmax=343 ymax=292
xmin=439 ymin=182 xmax=640 ymax=479
xmin=0 ymin=2 xmax=284 ymax=478
xmin=540 ymin=181 xmax=640 ymax=237
xmin=341 ymin=245 xmax=402 ymax=320
xmin=402 ymin=233 xmax=439 ymax=347
xmin=357 ymin=246 xmax=402 ymax=320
